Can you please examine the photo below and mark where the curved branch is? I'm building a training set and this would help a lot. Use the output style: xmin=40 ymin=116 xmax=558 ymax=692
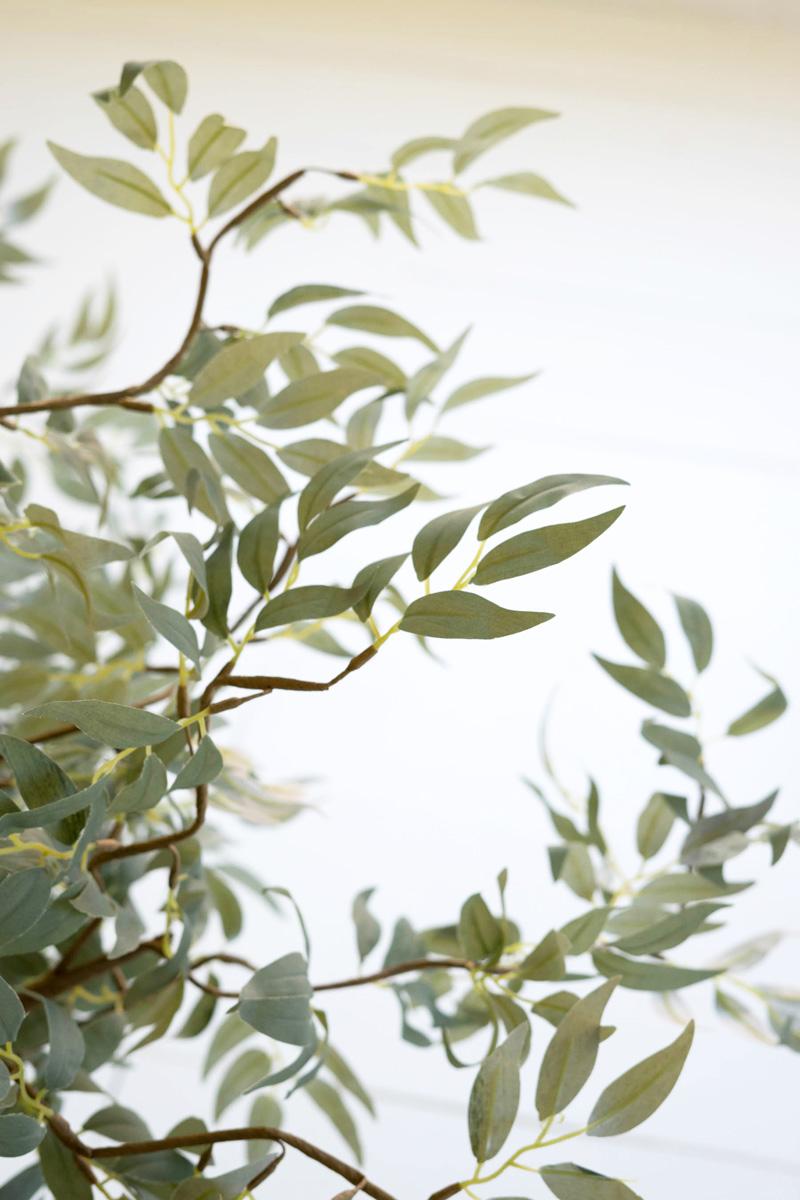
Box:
xmin=90 ymin=783 xmax=208 ymax=870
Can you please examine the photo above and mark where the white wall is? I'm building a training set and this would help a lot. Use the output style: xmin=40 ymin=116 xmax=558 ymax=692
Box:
xmin=2 ymin=2 xmax=798 ymax=1196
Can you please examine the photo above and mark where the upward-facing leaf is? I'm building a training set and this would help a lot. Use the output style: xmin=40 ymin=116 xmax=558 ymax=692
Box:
xmin=535 ymin=978 xmax=618 ymax=1119
xmin=454 ymin=107 xmax=558 ymax=174
xmin=458 ymin=894 xmax=504 ymax=962
xmin=468 ymin=1024 xmax=529 ymax=1163
xmin=190 ymin=333 xmax=303 ymax=409
xmin=442 ymin=373 xmax=536 ymax=413
xmin=612 ymin=569 xmax=665 ymax=668
xmin=259 ymin=368 xmax=376 ymax=430
xmin=208 ymin=140 xmax=277 ymax=217
xmin=674 ymin=594 xmax=713 ymax=673
xmin=133 ymin=585 xmax=201 ymax=670
xmin=188 ymin=114 xmax=246 ymax=180
xmin=727 ymin=670 xmax=787 ymax=737
xmin=268 ymin=284 xmax=365 ymax=318
xmin=479 ymin=475 xmax=627 ymax=539
xmin=0 ymin=870 xmax=51 ymax=950
xmin=474 ymin=508 xmax=624 ymax=585
xmin=0 ymin=734 xmax=74 ymax=809
xmin=588 ymin=1023 xmax=694 ymax=1137
xmin=298 ymin=484 xmax=420 ymax=560
xmin=412 ymin=504 xmax=483 ymax=581
xmin=48 ymin=143 xmax=172 ymax=217
xmin=255 ymin=583 xmax=367 ymax=631
xmin=297 ymin=441 xmax=402 ymax=530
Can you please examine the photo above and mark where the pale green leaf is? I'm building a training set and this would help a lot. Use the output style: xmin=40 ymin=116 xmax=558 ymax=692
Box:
xmin=24 ymin=700 xmax=180 ymax=748
xmin=535 ymin=979 xmax=618 ymax=1119
xmin=48 ymin=143 xmax=172 ymax=217
xmin=588 ymin=1023 xmax=694 ymax=1137
xmin=454 ymin=107 xmax=558 ymax=174
xmin=208 ymin=140 xmax=277 ymax=217
xmin=190 ymin=332 xmax=302 ymax=409
xmin=400 ymin=591 xmax=553 ymax=640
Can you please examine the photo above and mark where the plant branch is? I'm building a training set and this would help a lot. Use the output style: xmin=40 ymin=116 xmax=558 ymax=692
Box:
xmin=89 ymin=783 xmax=208 ymax=869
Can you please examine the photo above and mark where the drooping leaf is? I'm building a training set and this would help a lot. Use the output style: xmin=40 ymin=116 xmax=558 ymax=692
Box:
xmin=612 ymin=569 xmax=665 ymax=668
xmin=93 ymin=85 xmax=157 ymax=150
xmin=352 ymin=554 xmax=408 ymax=621
xmin=588 ymin=1023 xmax=694 ymax=1137
xmin=41 ymin=999 xmax=85 ymax=1090
xmin=133 ymin=585 xmax=201 ymax=670
xmin=202 ymin=523 xmax=234 ymax=638
xmin=215 ymin=1049 xmax=272 ymax=1119
xmin=400 ymin=591 xmax=553 ymax=640
xmin=540 ymin=1163 xmax=641 ymax=1200
xmin=0 ymin=975 xmax=25 ymax=1043
xmin=239 ymin=953 xmax=314 ymax=1046
xmin=424 ymin=187 xmax=479 ymax=239
xmin=268 ymin=284 xmax=365 ymax=318
xmin=48 ymin=143 xmax=172 ymax=217
xmin=680 ymin=792 xmax=777 ymax=868
xmin=443 ymin=373 xmax=536 ymax=413
xmin=83 ymin=1105 xmax=152 ymax=1143
xmin=593 ymin=658 xmax=691 ymax=718
xmin=170 ymin=736 xmax=224 ymax=791
xmin=39 ymin=1128 xmax=92 ymax=1200
xmin=0 ymin=1115 xmax=44 ymax=1157
xmin=592 ymin=949 xmax=718 ymax=992
xmin=518 ymin=930 xmax=570 ymax=981
xmin=208 ymin=432 xmax=290 ymax=504
xmin=306 ymin=1080 xmax=363 ymax=1162
xmin=0 ymin=869 xmax=51 ymax=950
xmin=237 ymin=506 xmax=281 ymax=595
xmin=479 ymin=172 xmax=572 ymax=205
xmin=468 ymin=1024 xmax=528 ymax=1162
xmin=674 ymin=594 xmax=713 ymax=673
xmin=352 ymin=888 xmax=381 ymax=962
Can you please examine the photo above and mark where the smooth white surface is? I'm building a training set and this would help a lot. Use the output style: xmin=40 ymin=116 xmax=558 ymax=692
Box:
xmin=2 ymin=2 xmax=799 ymax=1195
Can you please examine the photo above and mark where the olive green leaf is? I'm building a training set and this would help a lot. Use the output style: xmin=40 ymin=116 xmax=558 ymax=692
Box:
xmin=298 ymin=484 xmax=420 ymax=560
xmin=442 ymin=373 xmax=537 ymax=414
xmin=400 ymin=591 xmax=553 ymax=640
xmin=459 ymin=894 xmax=504 ymax=962
xmin=478 ymin=172 xmax=572 ymax=206
xmin=479 ymin=476 xmax=627 ymax=540
xmin=404 ymin=435 xmax=486 ymax=462
xmin=588 ymin=1022 xmax=694 ymax=1137
xmin=391 ymin=135 xmax=455 ymax=169
xmin=259 ymin=367 xmax=377 ymax=430
xmin=638 ymin=873 xmax=750 ymax=904
xmin=612 ymin=902 xmax=726 ymax=956
xmin=48 ymin=143 xmax=172 ymax=217
xmin=518 ymin=930 xmax=570 ymax=981
xmin=424 ymin=188 xmax=479 ymax=239
xmin=535 ymin=978 xmax=618 ymax=1119
xmin=592 ymin=949 xmax=718 ymax=991
xmin=208 ymin=431 xmax=290 ymax=504
xmin=352 ymin=553 xmax=408 ymax=621
xmin=612 ymin=569 xmax=665 ymax=668
xmin=680 ymin=792 xmax=777 ymax=868
xmin=559 ymin=908 xmax=610 ymax=956
xmin=640 ymin=721 xmax=721 ymax=794
xmin=0 ymin=1115 xmax=45 ymax=1157
xmin=475 ymin=507 xmax=623 ymax=585
xmin=0 ymin=869 xmax=51 ymax=950
xmin=593 ymin=658 xmax=691 ymax=718
xmin=255 ymin=582 xmax=367 ymax=631
xmin=0 ymin=974 xmax=25 ymax=1042
xmin=540 ymin=1163 xmax=641 ymax=1200
xmin=298 ymin=441 xmax=402 ymax=530
xmin=468 ymin=1023 xmax=529 ymax=1162
xmin=674 ymin=593 xmax=713 ymax=673
xmin=334 ymin=346 xmax=407 ymax=389
xmin=42 ymin=998 xmax=85 ymax=1090
xmin=190 ymin=332 xmax=303 ymax=410
xmin=215 ymin=1049 xmax=272 ymax=1118
xmin=133 ymin=585 xmax=201 ymax=670
xmin=24 ymin=700 xmax=180 ymax=748
xmin=208 ymin=139 xmax=277 ymax=217
xmin=239 ymin=952 xmax=314 ymax=1046
xmin=352 ymin=888 xmax=381 ymax=962
xmin=636 ymin=793 xmax=677 ymax=859
xmin=188 ymin=114 xmax=246 ymax=180
xmin=268 ymin=283 xmax=365 ymax=318
xmin=142 ymin=60 xmax=188 ymax=113
xmin=454 ymin=107 xmax=558 ymax=174
xmin=326 ymin=304 xmax=438 ymax=351
xmin=83 ymin=1105 xmax=151 ymax=1142
xmin=412 ymin=504 xmax=483 ymax=581
xmin=727 ymin=670 xmax=787 ymax=736
xmin=203 ymin=523 xmax=234 ymax=637
xmin=93 ymin=85 xmax=157 ymax=150
xmin=237 ymin=506 xmax=281 ymax=594
xmin=158 ymin=427 xmax=229 ymax=524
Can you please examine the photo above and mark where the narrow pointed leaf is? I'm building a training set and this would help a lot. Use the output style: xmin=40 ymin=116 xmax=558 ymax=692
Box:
xmin=400 ymin=591 xmax=553 ymax=640
xmin=588 ymin=1023 xmax=694 ymax=1137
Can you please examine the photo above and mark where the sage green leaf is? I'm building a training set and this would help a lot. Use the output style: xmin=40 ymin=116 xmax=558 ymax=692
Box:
xmin=612 ymin=902 xmax=725 ymax=956
xmin=479 ymin=172 xmax=572 ymax=206
xmin=159 ymin=428 xmax=229 ymax=523
xmin=391 ymin=135 xmax=455 ymax=169
xmin=518 ymin=930 xmax=570 ymax=981
xmin=454 ymin=107 xmax=558 ymax=173
xmin=592 ymin=949 xmax=718 ymax=991
xmin=0 ymin=734 xmax=74 ymax=809
xmin=552 ymin=843 xmax=596 ymax=901
xmin=306 ymin=1079 xmax=363 ymax=1162
xmin=42 ymin=999 xmax=85 ymax=1090
xmin=142 ymin=61 xmax=188 ymax=113
xmin=239 ymin=952 xmax=314 ymax=1046
xmin=0 ymin=974 xmax=25 ymax=1042
xmin=203 ymin=1014 xmax=254 ymax=1077
xmin=323 ymin=1044 xmax=376 ymax=1117
xmin=0 ymin=1115 xmax=44 ymax=1157
xmin=443 ymin=373 xmax=536 ymax=414
xmin=612 ymin=569 xmax=665 ymax=668
xmin=638 ymin=873 xmax=750 ymax=903
xmin=636 ymin=793 xmax=677 ymax=859
xmin=352 ymin=888 xmax=381 ymax=962
xmin=0 ymin=869 xmax=51 ymax=949
xmin=333 ymin=346 xmax=407 ymax=389
xmin=540 ymin=1163 xmax=641 ymax=1200
xmin=268 ymin=284 xmax=364 ymax=318
xmin=468 ymin=1024 xmax=528 ymax=1162
xmin=83 ymin=1105 xmax=151 ymax=1142
xmin=215 ymin=1049 xmax=272 ymax=1118
xmin=298 ymin=484 xmax=420 ymax=560
xmin=425 ymin=188 xmax=479 ymax=239
xmin=559 ymin=908 xmax=610 ymax=956
xmin=245 ymin=1094 xmax=282 ymax=1162
xmin=39 ymin=1128 xmax=92 ymax=1200
xmin=459 ymin=894 xmax=504 ymax=962
xmin=256 ymin=582 xmax=366 ymax=631
xmin=25 ymin=701 xmax=179 ymax=749
xmin=237 ymin=507 xmax=281 ymax=594
xmin=48 ymin=143 xmax=171 ymax=217
xmin=727 ymin=671 xmax=787 ymax=736
xmin=260 ymin=367 xmax=376 ymax=430
xmin=0 ymin=899 xmax=84 ymax=958
xmin=400 ymin=591 xmax=553 ymax=640
xmin=191 ymin=333 xmax=303 ymax=410
xmin=588 ymin=1022 xmax=694 ymax=1137
xmin=277 ymin=437 xmax=346 ymax=476
xmin=412 ymin=504 xmax=483 ymax=581
xmin=405 ymin=435 xmax=486 ymax=462
xmin=475 ymin=507 xmax=624 ymax=585
xmin=93 ymin=85 xmax=157 ymax=150
xmin=133 ymin=585 xmax=201 ymax=670
xmin=208 ymin=140 xmax=277 ymax=217
xmin=188 ymin=115 xmax=246 ymax=180
xmin=479 ymin=475 xmax=627 ymax=540
xmin=298 ymin=440 xmax=402 ymax=530
xmin=593 ymin=658 xmax=691 ymax=717
xmin=674 ymin=594 xmax=713 ymax=673
xmin=203 ymin=523 xmax=234 ymax=637
xmin=326 ymin=305 xmax=437 ymax=351
xmin=352 ymin=553 xmax=408 ymax=621
xmin=170 ymin=736 xmax=223 ymax=791
xmin=208 ymin=431 xmax=289 ymax=504
xmin=108 ymin=757 xmax=167 ymax=817
xmin=640 ymin=721 xmax=720 ymax=794
xmin=535 ymin=978 xmax=618 ymax=1119
xmin=680 ymin=792 xmax=777 ymax=868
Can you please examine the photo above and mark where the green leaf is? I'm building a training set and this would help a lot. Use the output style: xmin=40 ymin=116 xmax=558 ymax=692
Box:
xmin=42 ymin=998 xmax=85 ymax=1090
xmin=680 ymin=792 xmax=777 ymax=868
xmin=93 ymin=85 xmax=157 ymax=150
xmin=727 ymin=671 xmax=787 ymax=736
xmin=83 ymin=1105 xmax=151 ymax=1142
xmin=333 ymin=346 xmax=407 ymax=389
xmin=255 ymin=582 xmax=367 ymax=631
xmin=468 ymin=1024 xmax=528 ymax=1162
xmin=424 ymin=188 xmax=479 ymax=239
xmin=48 ymin=143 xmax=172 ymax=217
xmin=0 ymin=1164 xmax=44 ymax=1200
xmin=540 ymin=1163 xmax=641 ymax=1200
xmin=208 ymin=431 xmax=289 ymax=504
xmin=158 ymin=428 xmax=229 ymax=524
xmin=171 ymin=736 xmax=224 ymax=791
xmin=39 ymin=1129 xmax=92 ymax=1200
xmin=259 ymin=367 xmax=376 ymax=430
xmin=480 ymin=476 xmax=627 ymax=540
xmin=326 ymin=305 xmax=437 ymax=351
xmin=133 ymin=585 xmax=201 ymax=670
xmin=443 ymin=373 xmax=536 ymax=414
xmin=593 ymin=657 xmax=691 ymax=718
xmin=559 ymin=908 xmax=610 ymax=957
xmin=268 ymin=284 xmax=365 ymax=318
xmin=588 ymin=1022 xmax=694 ymax=1137
xmin=0 ymin=869 xmax=51 ymax=950
xmin=612 ymin=901 xmax=725 ymax=956
xmin=535 ymin=978 xmax=617 ymax=1119
xmin=0 ymin=975 xmax=25 ymax=1042
xmin=518 ymin=930 xmax=570 ymax=981
xmin=640 ymin=721 xmax=721 ymax=794
xmin=245 ymin=1094 xmax=282 ymax=1162
xmin=592 ymin=949 xmax=718 ymax=991
xmin=323 ymin=1045 xmax=376 ymax=1117
xmin=208 ymin=140 xmax=277 ymax=217
xmin=412 ymin=504 xmax=483 ymax=582
xmin=638 ymin=873 xmax=750 ymax=904
xmin=203 ymin=1014 xmax=254 ymax=1077
xmin=352 ymin=553 xmax=408 ymax=621
xmin=479 ymin=172 xmax=572 ymax=206
xmin=142 ymin=61 xmax=188 ymax=113
xmin=636 ymin=793 xmax=677 ymax=859
xmin=391 ymin=135 xmax=455 ymax=169
xmin=400 ymin=591 xmax=553 ymax=640
xmin=298 ymin=484 xmax=420 ymax=561
xmin=108 ymin=757 xmax=168 ymax=817
xmin=239 ymin=952 xmax=314 ymax=1046
xmin=0 ymin=734 xmax=74 ymax=809
xmin=25 ymin=701 xmax=180 ymax=749
xmin=454 ymin=107 xmax=558 ymax=173
xmin=352 ymin=888 xmax=381 ymax=962
xmin=459 ymin=894 xmax=504 ymax=963
xmin=475 ymin=508 xmax=624 ymax=585
xmin=674 ymin=594 xmax=713 ymax=673
xmin=298 ymin=441 xmax=402 ymax=530
xmin=190 ymin=333 xmax=303 ymax=410
xmin=203 ymin=524 xmax=234 ymax=638
xmin=612 ymin=569 xmax=665 ymax=668
xmin=215 ymin=1049 xmax=272 ymax=1119
xmin=237 ymin=507 xmax=281 ymax=595
xmin=188 ymin=115 xmax=246 ymax=180
xmin=0 ymin=1115 xmax=44 ymax=1157
xmin=306 ymin=1080 xmax=363 ymax=1162
xmin=404 ymin=435 xmax=486 ymax=463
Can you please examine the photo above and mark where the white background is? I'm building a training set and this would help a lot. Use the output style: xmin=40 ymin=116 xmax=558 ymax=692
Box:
xmin=2 ymin=1 xmax=799 ymax=1196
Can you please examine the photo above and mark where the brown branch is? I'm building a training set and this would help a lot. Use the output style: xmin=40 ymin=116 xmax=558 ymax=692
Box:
xmin=26 ymin=938 xmax=162 ymax=1000
xmin=89 ymin=783 xmax=208 ymax=869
